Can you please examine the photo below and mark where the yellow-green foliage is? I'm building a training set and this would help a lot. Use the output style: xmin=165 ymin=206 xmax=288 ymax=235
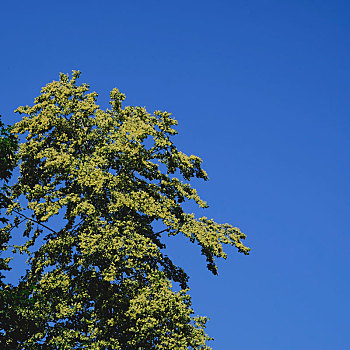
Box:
xmin=6 ymin=71 xmax=249 ymax=349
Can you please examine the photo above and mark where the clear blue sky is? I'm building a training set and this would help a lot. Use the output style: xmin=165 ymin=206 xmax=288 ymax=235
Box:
xmin=1 ymin=1 xmax=350 ymax=349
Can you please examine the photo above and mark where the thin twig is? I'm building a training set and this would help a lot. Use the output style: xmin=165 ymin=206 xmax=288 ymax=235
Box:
xmin=8 ymin=218 xmax=27 ymax=233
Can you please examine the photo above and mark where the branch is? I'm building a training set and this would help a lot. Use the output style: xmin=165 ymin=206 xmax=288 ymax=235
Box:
xmin=11 ymin=209 xmax=57 ymax=234
xmin=155 ymin=227 xmax=170 ymax=235
xmin=71 ymin=219 xmax=84 ymax=233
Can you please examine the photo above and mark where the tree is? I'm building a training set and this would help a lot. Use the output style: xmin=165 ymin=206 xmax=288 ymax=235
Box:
xmin=0 ymin=117 xmax=30 ymax=349
xmin=0 ymin=117 xmax=17 ymax=222
xmin=0 ymin=116 xmax=16 ymax=290
xmin=3 ymin=71 xmax=250 ymax=349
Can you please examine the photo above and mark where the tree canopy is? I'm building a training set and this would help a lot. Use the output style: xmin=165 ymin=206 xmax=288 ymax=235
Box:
xmin=0 ymin=71 xmax=250 ymax=349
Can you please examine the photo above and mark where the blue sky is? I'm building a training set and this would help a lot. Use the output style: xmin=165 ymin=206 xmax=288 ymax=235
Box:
xmin=1 ymin=0 xmax=350 ymax=348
